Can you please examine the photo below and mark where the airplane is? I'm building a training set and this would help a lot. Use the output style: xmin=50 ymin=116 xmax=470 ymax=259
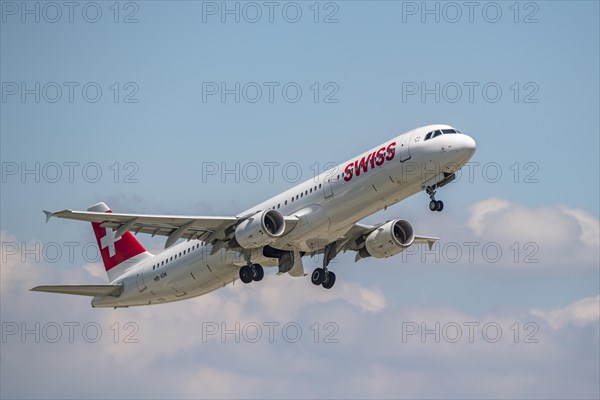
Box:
xmin=32 ymin=124 xmax=476 ymax=308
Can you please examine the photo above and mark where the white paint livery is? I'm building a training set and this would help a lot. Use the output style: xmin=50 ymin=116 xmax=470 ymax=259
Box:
xmin=33 ymin=124 xmax=476 ymax=308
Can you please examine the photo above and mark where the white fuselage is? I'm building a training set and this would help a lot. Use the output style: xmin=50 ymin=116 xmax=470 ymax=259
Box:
xmin=92 ymin=124 xmax=476 ymax=307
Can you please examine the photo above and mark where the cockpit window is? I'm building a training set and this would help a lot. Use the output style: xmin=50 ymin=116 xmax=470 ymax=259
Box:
xmin=424 ymin=128 xmax=461 ymax=141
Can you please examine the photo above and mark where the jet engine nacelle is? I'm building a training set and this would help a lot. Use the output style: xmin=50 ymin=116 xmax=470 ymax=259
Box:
xmin=235 ymin=210 xmax=286 ymax=249
xmin=361 ymin=219 xmax=415 ymax=259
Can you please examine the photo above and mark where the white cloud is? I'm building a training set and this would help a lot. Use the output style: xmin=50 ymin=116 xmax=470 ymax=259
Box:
xmin=464 ymin=199 xmax=600 ymax=267
xmin=467 ymin=197 xmax=512 ymax=236
xmin=559 ymin=206 xmax=600 ymax=248
xmin=531 ymin=295 xmax=600 ymax=330
xmin=1 ymin=199 xmax=599 ymax=400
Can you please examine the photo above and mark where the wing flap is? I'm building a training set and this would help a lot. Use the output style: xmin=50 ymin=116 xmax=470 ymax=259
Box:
xmin=31 ymin=284 xmax=124 ymax=297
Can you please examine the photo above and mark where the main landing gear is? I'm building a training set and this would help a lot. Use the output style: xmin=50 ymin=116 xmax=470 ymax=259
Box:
xmin=239 ymin=251 xmax=264 ymax=284
xmin=426 ymin=186 xmax=444 ymax=212
xmin=311 ymin=242 xmax=337 ymax=289
xmin=239 ymin=263 xmax=264 ymax=284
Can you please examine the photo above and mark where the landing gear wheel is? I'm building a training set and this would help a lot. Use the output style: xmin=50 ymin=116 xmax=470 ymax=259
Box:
xmin=239 ymin=265 xmax=254 ymax=284
xmin=322 ymin=271 xmax=336 ymax=289
xmin=311 ymin=268 xmax=326 ymax=285
xmin=427 ymin=186 xmax=444 ymax=212
xmin=429 ymin=200 xmax=438 ymax=211
xmin=252 ymin=264 xmax=264 ymax=282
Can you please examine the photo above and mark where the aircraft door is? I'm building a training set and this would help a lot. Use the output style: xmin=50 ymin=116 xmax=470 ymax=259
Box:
xmin=324 ymin=179 xmax=334 ymax=198
xmin=323 ymin=167 xmax=336 ymax=198
xmin=136 ymin=265 xmax=147 ymax=292
xmin=398 ymin=132 xmax=412 ymax=162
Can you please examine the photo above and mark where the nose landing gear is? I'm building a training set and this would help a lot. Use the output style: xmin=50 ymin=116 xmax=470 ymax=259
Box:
xmin=426 ymin=186 xmax=444 ymax=212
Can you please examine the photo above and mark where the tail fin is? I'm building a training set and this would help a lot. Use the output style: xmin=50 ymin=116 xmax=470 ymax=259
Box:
xmin=88 ymin=202 xmax=152 ymax=282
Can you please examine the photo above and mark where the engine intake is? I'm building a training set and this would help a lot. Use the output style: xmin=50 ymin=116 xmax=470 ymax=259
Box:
xmin=235 ymin=210 xmax=286 ymax=249
xmin=361 ymin=219 xmax=415 ymax=259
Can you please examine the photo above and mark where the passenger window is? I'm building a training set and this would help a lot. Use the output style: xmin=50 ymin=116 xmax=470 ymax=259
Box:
xmin=301 ymin=193 xmax=303 ymax=198
xmin=285 ymin=200 xmax=288 ymax=205
xmin=319 ymin=184 xmax=322 ymax=189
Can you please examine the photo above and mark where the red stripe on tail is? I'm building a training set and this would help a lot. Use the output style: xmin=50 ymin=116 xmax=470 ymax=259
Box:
xmin=89 ymin=208 xmax=146 ymax=272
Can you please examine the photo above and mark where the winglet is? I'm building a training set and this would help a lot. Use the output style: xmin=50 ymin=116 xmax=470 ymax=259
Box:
xmin=43 ymin=210 xmax=53 ymax=223
xmin=413 ymin=235 xmax=440 ymax=251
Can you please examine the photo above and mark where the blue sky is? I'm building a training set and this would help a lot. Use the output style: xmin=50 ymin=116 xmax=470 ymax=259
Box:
xmin=1 ymin=1 xmax=599 ymax=399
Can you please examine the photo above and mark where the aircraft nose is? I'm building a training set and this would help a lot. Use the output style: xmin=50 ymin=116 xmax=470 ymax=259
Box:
xmin=460 ymin=134 xmax=476 ymax=160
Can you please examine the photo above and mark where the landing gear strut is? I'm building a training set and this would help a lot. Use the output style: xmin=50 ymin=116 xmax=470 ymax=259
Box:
xmin=239 ymin=251 xmax=264 ymax=284
xmin=426 ymin=186 xmax=444 ymax=212
xmin=311 ymin=242 xmax=337 ymax=289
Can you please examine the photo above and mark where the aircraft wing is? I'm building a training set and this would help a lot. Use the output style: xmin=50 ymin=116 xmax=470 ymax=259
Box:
xmin=412 ymin=235 xmax=439 ymax=250
xmin=44 ymin=209 xmax=298 ymax=248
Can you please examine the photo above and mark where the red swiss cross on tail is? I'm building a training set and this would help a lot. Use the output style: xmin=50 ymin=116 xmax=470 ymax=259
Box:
xmin=88 ymin=202 xmax=150 ymax=281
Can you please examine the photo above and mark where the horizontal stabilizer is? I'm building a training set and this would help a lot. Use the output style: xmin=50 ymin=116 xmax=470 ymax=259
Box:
xmin=30 ymin=284 xmax=124 ymax=297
